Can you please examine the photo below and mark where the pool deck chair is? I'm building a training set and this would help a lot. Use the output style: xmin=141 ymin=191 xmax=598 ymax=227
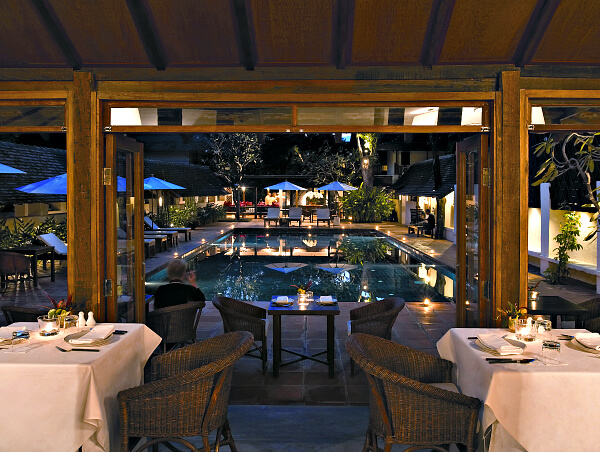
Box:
xmin=316 ymin=208 xmax=331 ymax=227
xmin=264 ymin=207 xmax=280 ymax=227
xmin=37 ymin=233 xmax=67 ymax=260
xmin=144 ymin=217 xmax=192 ymax=241
xmin=288 ymin=207 xmax=302 ymax=226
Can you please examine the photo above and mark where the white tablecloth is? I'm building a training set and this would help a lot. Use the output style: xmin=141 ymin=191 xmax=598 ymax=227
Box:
xmin=437 ymin=328 xmax=600 ymax=452
xmin=0 ymin=322 xmax=160 ymax=451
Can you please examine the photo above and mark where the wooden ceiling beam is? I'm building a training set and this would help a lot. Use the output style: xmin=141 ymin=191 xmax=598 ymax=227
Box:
xmin=420 ymin=0 xmax=456 ymax=68
xmin=333 ymin=0 xmax=354 ymax=70
xmin=231 ymin=0 xmax=257 ymax=71
xmin=513 ymin=0 xmax=561 ymax=68
xmin=124 ymin=0 xmax=167 ymax=71
xmin=29 ymin=0 xmax=81 ymax=70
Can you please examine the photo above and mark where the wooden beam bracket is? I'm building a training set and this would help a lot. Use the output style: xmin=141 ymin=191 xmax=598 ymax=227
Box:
xmin=420 ymin=0 xmax=456 ymax=68
xmin=513 ymin=0 xmax=561 ymax=68
xmin=231 ymin=0 xmax=257 ymax=71
xmin=125 ymin=0 xmax=168 ymax=71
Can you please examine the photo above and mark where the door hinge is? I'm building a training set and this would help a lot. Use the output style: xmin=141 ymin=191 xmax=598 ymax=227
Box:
xmin=528 ymin=124 xmax=535 ymax=130
xmin=103 ymin=279 xmax=113 ymax=297
xmin=480 ymin=126 xmax=490 ymax=133
xmin=103 ymin=126 xmax=112 ymax=132
xmin=61 ymin=126 xmax=67 ymax=132
xmin=482 ymin=167 xmax=490 ymax=187
xmin=482 ymin=281 xmax=491 ymax=299
xmin=103 ymin=168 xmax=112 ymax=186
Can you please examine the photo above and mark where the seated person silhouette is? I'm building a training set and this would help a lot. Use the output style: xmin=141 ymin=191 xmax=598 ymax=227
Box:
xmin=154 ymin=259 xmax=206 ymax=310
xmin=421 ymin=209 xmax=435 ymax=235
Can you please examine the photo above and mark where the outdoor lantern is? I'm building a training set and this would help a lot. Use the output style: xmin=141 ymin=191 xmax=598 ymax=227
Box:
xmin=423 ymin=298 xmax=431 ymax=307
xmin=158 ymin=196 xmax=163 ymax=207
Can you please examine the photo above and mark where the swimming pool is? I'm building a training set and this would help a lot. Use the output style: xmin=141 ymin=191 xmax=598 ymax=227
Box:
xmin=146 ymin=230 xmax=455 ymax=303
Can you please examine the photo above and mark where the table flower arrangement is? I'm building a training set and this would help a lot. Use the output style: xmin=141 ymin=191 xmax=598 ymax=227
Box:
xmin=291 ymin=280 xmax=312 ymax=294
xmin=41 ymin=293 xmax=78 ymax=328
xmin=497 ymin=302 xmax=527 ymax=332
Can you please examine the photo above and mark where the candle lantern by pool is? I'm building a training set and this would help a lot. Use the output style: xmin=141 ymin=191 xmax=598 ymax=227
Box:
xmin=38 ymin=316 xmax=59 ymax=336
xmin=515 ymin=318 xmax=537 ymax=342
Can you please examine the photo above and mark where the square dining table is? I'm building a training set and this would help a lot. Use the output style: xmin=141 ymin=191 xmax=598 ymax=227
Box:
xmin=527 ymin=295 xmax=590 ymax=328
xmin=0 ymin=322 xmax=160 ymax=451
xmin=437 ymin=327 xmax=600 ymax=452
xmin=268 ymin=296 xmax=339 ymax=378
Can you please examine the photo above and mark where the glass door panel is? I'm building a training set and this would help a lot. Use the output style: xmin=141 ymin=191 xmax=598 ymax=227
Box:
xmin=105 ymin=135 xmax=144 ymax=323
xmin=456 ymin=134 xmax=490 ymax=327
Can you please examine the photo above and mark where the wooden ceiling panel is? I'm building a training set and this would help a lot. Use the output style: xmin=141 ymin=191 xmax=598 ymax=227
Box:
xmin=532 ymin=0 xmax=600 ymax=64
xmin=250 ymin=0 xmax=334 ymax=65
xmin=0 ymin=1 xmax=68 ymax=67
xmin=439 ymin=0 xmax=537 ymax=64
xmin=351 ymin=0 xmax=434 ymax=65
xmin=146 ymin=0 xmax=240 ymax=66
xmin=46 ymin=0 xmax=150 ymax=66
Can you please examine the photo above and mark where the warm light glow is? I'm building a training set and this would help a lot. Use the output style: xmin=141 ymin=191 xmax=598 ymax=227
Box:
xmin=387 ymin=230 xmax=390 ymax=235
xmin=241 ymin=186 xmax=246 ymax=191
xmin=348 ymin=216 xmax=352 ymax=220
xmin=201 ymin=239 xmax=206 ymax=243
xmin=174 ymin=252 xmax=178 ymax=257
xmin=423 ymin=298 xmax=431 ymax=306
xmin=266 ymin=233 xmax=269 ymax=237
xmin=375 ymin=226 xmax=379 ymax=230
xmin=466 ymin=300 xmax=470 ymax=306
xmin=363 ymin=158 xmax=369 ymax=165
xmin=220 ymin=230 xmax=224 ymax=234
xmin=158 ymin=197 xmax=163 ymax=207
xmin=363 ymin=285 xmax=368 ymax=290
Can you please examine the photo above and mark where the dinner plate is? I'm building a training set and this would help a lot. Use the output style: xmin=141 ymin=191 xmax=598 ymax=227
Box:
xmin=571 ymin=337 xmax=600 ymax=354
xmin=64 ymin=331 xmax=113 ymax=347
xmin=317 ymin=298 xmax=336 ymax=305
xmin=476 ymin=338 xmax=525 ymax=356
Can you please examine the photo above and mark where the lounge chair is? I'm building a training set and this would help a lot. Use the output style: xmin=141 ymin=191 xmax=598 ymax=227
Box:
xmin=37 ymin=233 xmax=67 ymax=260
xmin=144 ymin=229 xmax=178 ymax=247
xmin=316 ymin=208 xmax=331 ymax=227
xmin=263 ymin=207 xmax=280 ymax=227
xmin=288 ymin=207 xmax=302 ymax=226
xmin=144 ymin=217 xmax=192 ymax=241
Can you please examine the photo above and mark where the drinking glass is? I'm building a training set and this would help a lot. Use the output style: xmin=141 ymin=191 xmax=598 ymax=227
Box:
xmin=542 ymin=340 xmax=561 ymax=363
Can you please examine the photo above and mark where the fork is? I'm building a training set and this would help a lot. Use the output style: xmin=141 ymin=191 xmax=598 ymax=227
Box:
xmin=55 ymin=345 xmax=99 ymax=352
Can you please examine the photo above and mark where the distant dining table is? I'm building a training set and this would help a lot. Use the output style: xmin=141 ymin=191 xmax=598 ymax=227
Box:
xmin=437 ymin=328 xmax=600 ymax=452
xmin=0 ymin=244 xmax=55 ymax=287
xmin=527 ymin=295 xmax=590 ymax=328
xmin=0 ymin=322 xmax=160 ymax=451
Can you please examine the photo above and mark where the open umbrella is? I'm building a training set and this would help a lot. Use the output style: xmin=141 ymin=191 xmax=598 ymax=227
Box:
xmin=316 ymin=263 xmax=357 ymax=274
xmin=265 ymin=262 xmax=307 ymax=273
xmin=143 ymin=176 xmax=185 ymax=191
xmin=0 ymin=163 xmax=25 ymax=174
xmin=317 ymin=181 xmax=357 ymax=213
xmin=17 ymin=173 xmax=128 ymax=194
xmin=265 ymin=181 xmax=306 ymax=207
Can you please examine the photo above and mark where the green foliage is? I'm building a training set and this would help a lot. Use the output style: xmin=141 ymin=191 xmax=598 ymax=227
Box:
xmin=196 ymin=203 xmax=226 ymax=226
xmin=341 ymin=185 xmax=393 ymax=223
xmin=163 ymin=202 xmax=226 ymax=228
xmin=168 ymin=204 xmax=197 ymax=228
xmin=338 ymin=237 xmax=390 ymax=265
xmin=0 ymin=217 xmax=67 ymax=248
xmin=544 ymin=211 xmax=583 ymax=284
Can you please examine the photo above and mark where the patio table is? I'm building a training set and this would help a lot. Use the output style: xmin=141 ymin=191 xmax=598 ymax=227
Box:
xmin=527 ymin=295 xmax=590 ymax=328
xmin=0 ymin=245 xmax=55 ymax=287
xmin=268 ymin=296 xmax=339 ymax=378
xmin=437 ymin=327 xmax=600 ymax=452
xmin=0 ymin=322 xmax=160 ymax=451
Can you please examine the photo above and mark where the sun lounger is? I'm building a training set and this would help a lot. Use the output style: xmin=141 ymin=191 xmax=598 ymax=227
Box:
xmin=287 ymin=207 xmax=302 ymax=226
xmin=316 ymin=208 xmax=331 ymax=227
xmin=144 ymin=230 xmax=178 ymax=247
xmin=37 ymin=233 xmax=67 ymax=260
xmin=144 ymin=217 xmax=192 ymax=241
xmin=264 ymin=207 xmax=281 ymax=227
xmin=145 ymin=234 xmax=168 ymax=252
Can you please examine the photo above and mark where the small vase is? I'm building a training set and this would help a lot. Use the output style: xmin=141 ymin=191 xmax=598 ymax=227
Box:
xmin=508 ymin=317 xmax=517 ymax=333
xmin=297 ymin=289 xmax=305 ymax=295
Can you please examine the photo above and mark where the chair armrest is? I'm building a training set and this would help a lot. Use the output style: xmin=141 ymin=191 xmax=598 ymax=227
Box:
xmin=585 ymin=316 xmax=600 ymax=333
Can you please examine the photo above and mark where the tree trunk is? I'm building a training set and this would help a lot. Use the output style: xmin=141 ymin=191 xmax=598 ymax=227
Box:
xmin=235 ymin=189 xmax=241 ymax=221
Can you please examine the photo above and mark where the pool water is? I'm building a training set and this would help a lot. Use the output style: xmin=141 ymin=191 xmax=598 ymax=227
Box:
xmin=147 ymin=231 xmax=455 ymax=303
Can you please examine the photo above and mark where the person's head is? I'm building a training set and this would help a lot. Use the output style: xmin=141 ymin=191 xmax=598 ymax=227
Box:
xmin=426 ymin=209 xmax=431 ymax=214
xmin=166 ymin=259 xmax=187 ymax=281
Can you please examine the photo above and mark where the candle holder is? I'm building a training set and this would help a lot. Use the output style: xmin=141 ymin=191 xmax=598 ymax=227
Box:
xmin=60 ymin=314 xmax=78 ymax=329
xmin=298 ymin=293 xmax=309 ymax=306
xmin=515 ymin=318 xmax=537 ymax=342
xmin=38 ymin=316 xmax=59 ymax=336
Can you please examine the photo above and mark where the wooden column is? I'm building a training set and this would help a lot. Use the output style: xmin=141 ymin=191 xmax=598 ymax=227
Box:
xmin=493 ymin=70 xmax=528 ymax=320
xmin=67 ymin=72 xmax=99 ymax=313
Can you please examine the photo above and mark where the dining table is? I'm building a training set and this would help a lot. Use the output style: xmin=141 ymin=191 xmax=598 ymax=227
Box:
xmin=0 ymin=245 xmax=55 ymax=287
xmin=0 ymin=322 xmax=160 ymax=451
xmin=437 ymin=327 xmax=600 ymax=452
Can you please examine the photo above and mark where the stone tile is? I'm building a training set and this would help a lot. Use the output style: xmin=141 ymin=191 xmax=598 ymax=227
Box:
xmin=304 ymin=385 xmax=347 ymax=404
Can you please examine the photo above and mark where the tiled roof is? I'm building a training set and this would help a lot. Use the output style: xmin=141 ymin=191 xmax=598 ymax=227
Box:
xmin=391 ymin=154 xmax=456 ymax=198
xmin=0 ymin=141 xmax=67 ymax=205
xmin=144 ymin=160 xmax=227 ymax=197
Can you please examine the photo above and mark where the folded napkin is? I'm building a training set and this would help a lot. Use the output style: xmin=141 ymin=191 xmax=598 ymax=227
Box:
xmin=575 ymin=332 xmax=600 ymax=350
xmin=0 ymin=326 xmax=26 ymax=340
xmin=319 ymin=296 xmax=335 ymax=304
xmin=477 ymin=333 xmax=523 ymax=355
xmin=273 ymin=296 xmax=289 ymax=305
xmin=69 ymin=324 xmax=114 ymax=344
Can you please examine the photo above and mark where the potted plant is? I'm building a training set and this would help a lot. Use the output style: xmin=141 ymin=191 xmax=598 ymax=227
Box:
xmin=497 ymin=302 xmax=527 ymax=332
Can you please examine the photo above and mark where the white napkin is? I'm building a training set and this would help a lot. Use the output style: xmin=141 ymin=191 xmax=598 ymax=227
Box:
xmin=0 ymin=326 xmax=26 ymax=341
xmin=319 ymin=296 xmax=335 ymax=304
xmin=477 ymin=333 xmax=524 ymax=355
xmin=69 ymin=324 xmax=114 ymax=344
xmin=274 ymin=296 xmax=289 ymax=305
xmin=574 ymin=332 xmax=600 ymax=350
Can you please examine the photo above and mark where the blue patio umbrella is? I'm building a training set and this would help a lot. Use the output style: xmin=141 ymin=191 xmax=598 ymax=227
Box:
xmin=17 ymin=173 xmax=129 ymax=194
xmin=265 ymin=181 xmax=306 ymax=207
xmin=265 ymin=262 xmax=307 ymax=273
xmin=0 ymin=163 xmax=25 ymax=174
xmin=143 ymin=176 xmax=185 ymax=190
xmin=316 ymin=181 xmax=357 ymax=191
xmin=316 ymin=263 xmax=357 ymax=274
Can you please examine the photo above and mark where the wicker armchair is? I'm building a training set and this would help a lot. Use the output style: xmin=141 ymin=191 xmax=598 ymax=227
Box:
xmin=118 ymin=331 xmax=254 ymax=452
xmin=2 ymin=305 xmax=47 ymax=324
xmin=348 ymin=297 xmax=405 ymax=376
xmin=563 ymin=297 xmax=600 ymax=332
xmin=346 ymin=333 xmax=481 ymax=452
xmin=146 ymin=301 xmax=205 ymax=353
xmin=212 ymin=296 xmax=268 ymax=374
xmin=0 ymin=251 xmax=31 ymax=289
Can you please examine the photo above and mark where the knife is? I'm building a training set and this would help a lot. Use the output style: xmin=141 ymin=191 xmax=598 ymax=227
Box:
xmin=486 ymin=358 xmax=535 ymax=363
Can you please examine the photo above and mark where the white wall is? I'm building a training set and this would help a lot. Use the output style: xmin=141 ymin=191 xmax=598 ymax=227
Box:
xmin=548 ymin=210 xmax=596 ymax=266
xmin=528 ymin=208 xmax=541 ymax=253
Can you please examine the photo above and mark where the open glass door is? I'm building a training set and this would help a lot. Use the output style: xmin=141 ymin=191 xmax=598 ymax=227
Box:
xmin=456 ymin=134 xmax=491 ymax=327
xmin=105 ymin=135 xmax=144 ymax=323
